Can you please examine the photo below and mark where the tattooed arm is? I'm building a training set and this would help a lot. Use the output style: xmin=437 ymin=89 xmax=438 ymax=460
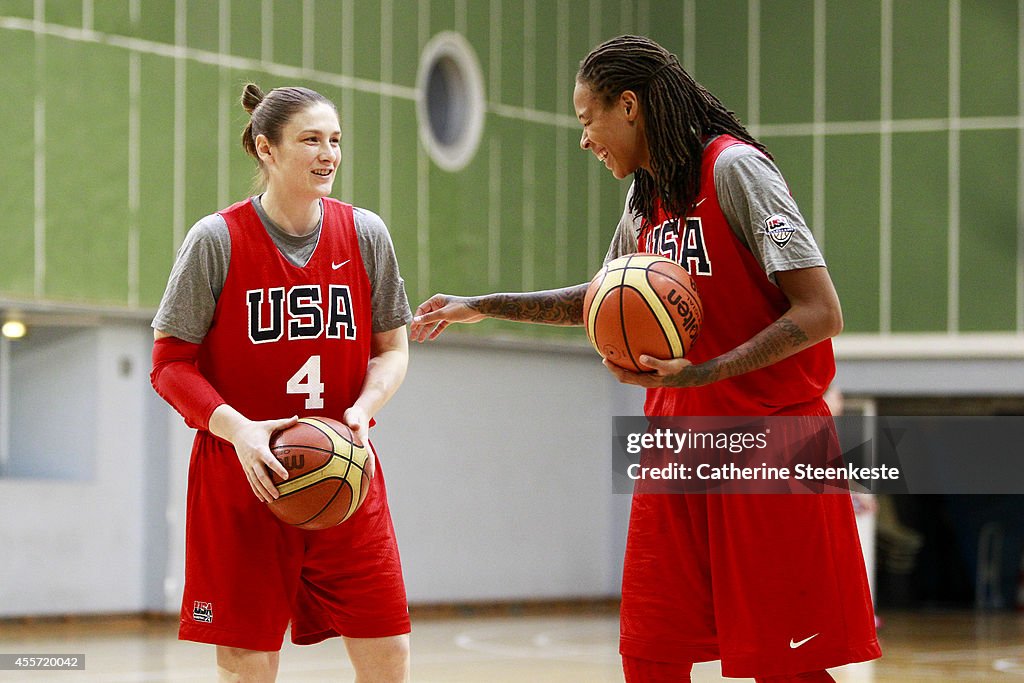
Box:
xmin=604 ymin=266 xmax=843 ymax=388
xmin=409 ymin=284 xmax=589 ymax=342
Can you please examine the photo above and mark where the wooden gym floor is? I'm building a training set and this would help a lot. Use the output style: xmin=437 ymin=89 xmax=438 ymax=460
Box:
xmin=0 ymin=605 xmax=1022 ymax=681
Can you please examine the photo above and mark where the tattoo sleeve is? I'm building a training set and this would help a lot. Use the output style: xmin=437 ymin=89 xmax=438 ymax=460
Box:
xmin=466 ymin=284 xmax=589 ymax=326
xmin=666 ymin=316 xmax=811 ymax=387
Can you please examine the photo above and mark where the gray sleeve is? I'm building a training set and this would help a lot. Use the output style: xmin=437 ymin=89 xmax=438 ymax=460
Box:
xmin=151 ymin=214 xmax=231 ymax=344
xmin=353 ymin=207 xmax=413 ymax=333
xmin=715 ymin=145 xmax=826 ymax=282
xmin=604 ymin=181 xmax=641 ymax=263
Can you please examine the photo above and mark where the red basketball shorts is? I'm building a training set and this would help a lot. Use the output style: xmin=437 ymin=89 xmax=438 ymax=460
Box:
xmin=619 ymin=406 xmax=881 ymax=678
xmin=179 ymin=435 xmax=410 ymax=651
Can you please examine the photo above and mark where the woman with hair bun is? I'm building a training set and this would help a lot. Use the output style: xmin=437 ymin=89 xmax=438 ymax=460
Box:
xmin=152 ymin=83 xmax=412 ymax=682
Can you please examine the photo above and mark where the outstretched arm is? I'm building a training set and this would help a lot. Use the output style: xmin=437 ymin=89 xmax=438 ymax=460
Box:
xmin=409 ymin=284 xmax=589 ymax=342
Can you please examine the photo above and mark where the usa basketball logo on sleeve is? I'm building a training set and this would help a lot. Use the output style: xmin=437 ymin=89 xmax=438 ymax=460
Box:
xmin=763 ymin=214 xmax=796 ymax=248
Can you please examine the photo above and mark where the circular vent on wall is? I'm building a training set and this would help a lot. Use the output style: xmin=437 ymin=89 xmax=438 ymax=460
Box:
xmin=416 ymin=32 xmax=485 ymax=172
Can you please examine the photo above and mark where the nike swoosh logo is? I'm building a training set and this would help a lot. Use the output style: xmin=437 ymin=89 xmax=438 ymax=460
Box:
xmin=789 ymin=633 xmax=819 ymax=649
xmin=331 ymin=259 xmax=350 ymax=270
xmin=694 ymin=197 xmax=707 ymax=208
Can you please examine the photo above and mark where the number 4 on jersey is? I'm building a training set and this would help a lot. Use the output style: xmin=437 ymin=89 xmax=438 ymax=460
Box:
xmin=287 ymin=355 xmax=325 ymax=409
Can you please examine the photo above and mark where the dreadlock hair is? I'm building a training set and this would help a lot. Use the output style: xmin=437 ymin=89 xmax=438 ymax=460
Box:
xmin=577 ymin=35 xmax=769 ymax=223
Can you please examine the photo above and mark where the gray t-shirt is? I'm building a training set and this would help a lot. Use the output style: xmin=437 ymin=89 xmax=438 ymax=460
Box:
xmin=605 ymin=140 xmax=825 ymax=282
xmin=152 ymin=196 xmax=412 ymax=343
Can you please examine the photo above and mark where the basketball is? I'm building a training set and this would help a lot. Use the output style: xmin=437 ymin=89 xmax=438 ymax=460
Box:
xmin=267 ymin=416 xmax=375 ymax=530
xmin=583 ymin=253 xmax=703 ymax=372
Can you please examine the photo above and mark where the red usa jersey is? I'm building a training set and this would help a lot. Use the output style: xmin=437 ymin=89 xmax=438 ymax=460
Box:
xmin=637 ymin=135 xmax=835 ymax=416
xmin=197 ymin=198 xmax=371 ymax=421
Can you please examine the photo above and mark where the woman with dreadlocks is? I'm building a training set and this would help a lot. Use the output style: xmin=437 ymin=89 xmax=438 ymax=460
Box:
xmin=410 ymin=35 xmax=880 ymax=682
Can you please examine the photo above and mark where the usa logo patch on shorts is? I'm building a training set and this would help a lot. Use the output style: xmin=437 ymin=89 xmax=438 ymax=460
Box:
xmin=764 ymin=214 xmax=796 ymax=248
xmin=193 ymin=601 xmax=213 ymax=624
